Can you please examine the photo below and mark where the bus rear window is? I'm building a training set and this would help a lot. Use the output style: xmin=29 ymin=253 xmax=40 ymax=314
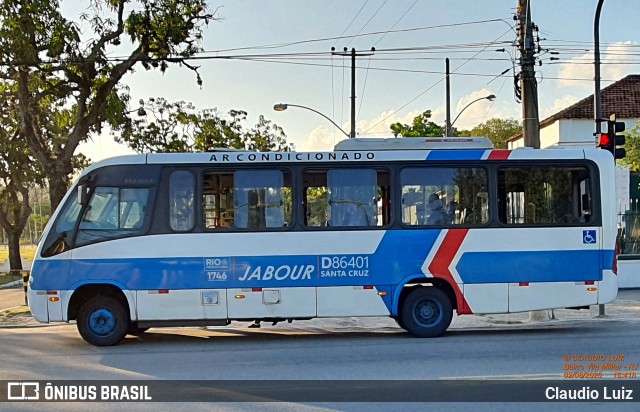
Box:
xmin=497 ymin=166 xmax=592 ymax=225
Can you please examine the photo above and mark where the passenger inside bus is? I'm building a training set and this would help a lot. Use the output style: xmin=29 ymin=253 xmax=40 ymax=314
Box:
xmin=341 ymin=201 xmax=369 ymax=226
xmin=446 ymin=200 xmax=458 ymax=224
xmin=426 ymin=193 xmax=446 ymax=225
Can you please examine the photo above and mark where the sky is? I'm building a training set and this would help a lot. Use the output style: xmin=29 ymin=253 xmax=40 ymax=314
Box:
xmin=68 ymin=0 xmax=640 ymax=161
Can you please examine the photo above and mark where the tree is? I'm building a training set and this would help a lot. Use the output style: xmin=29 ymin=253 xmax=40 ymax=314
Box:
xmin=390 ymin=110 xmax=444 ymax=137
xmin=0 ymin=0 xmax=216 ymax=210
xmin=115 ymin=98 xmax=294 ymax=153
xmin=619 ymin=126 xmax=640 ymax=172
xmin=469 ymin=118 xmax=522 ymax=149
xmin=0 ymin=88 xmax=44 ymax=270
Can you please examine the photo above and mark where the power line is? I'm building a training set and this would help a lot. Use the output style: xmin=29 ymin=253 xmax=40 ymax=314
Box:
xmin=360 ymin=25 xmax=515 ymax=135
xmin=230 ymin=56 xmax=515 ymax=77
xmin=331 ymin=53 xmax=336 ymax=144
xmin=204 ymin=19 xmax=512 ymax=53
xmin=358 ymin=56 xmax=373 ymax=121
xmin=346 ymin=0 xmax=389 ymax=46
xmin=0 ymin=42 xmax=521 ymax=68
xmin=372 ymin=0 xmax=421 ymax=47
xmin=334 ymin=0 xmax=370 ymax=46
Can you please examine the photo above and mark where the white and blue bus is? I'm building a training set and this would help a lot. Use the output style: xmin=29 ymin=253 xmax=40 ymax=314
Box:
xmin=28 ymin=137 xmax=618 ymax=346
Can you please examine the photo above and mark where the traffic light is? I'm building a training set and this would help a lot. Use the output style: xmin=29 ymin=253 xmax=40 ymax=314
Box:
xmin=598 ymin=114 xmax=626 ymax=160
xmin=608 ymin=114 xmax=626 ymax=160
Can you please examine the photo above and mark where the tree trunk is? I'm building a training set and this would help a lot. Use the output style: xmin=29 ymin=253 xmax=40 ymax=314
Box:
xmin=6 ymin=231 xmax=22 ymax=272
xmin=48 ymin=167 xmax=71 ymax=212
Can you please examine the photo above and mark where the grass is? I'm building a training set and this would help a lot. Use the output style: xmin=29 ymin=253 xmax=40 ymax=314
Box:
xmin=0 ymin=273 xmax=23 ymax=286
xmin=0 ymin=245 xmax=37 ymax=263
xmin=0 ymin=245 xmax=36 ymax=285
xmin=0 ymin=307 xmax=30 ymax=319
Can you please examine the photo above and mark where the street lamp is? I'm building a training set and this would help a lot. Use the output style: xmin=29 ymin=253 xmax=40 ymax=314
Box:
xmin=273 ymin=103 xmax=350 ymax=138
xmin=446 ymin=94 xmax=496 ymax=136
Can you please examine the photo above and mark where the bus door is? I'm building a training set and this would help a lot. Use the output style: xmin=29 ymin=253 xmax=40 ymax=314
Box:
xmin=136 ymin=170 xmax=228 ymax=321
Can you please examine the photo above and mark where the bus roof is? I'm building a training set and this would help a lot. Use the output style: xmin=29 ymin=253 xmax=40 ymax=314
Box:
xmin=80 ymin=142 xmax=613 ymax=174
xmin=334 ymin=137 xmax=494 ymax=151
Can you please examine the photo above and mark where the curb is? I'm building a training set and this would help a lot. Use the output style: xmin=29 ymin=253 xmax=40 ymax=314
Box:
xmin=0 ymin=322 xmax=63 ymax=329
xmin=0 ymin=280 xmax=22 ymax=289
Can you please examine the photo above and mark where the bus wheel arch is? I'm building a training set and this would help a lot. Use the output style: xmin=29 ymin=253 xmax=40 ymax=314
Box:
xmin=68 ymin=283 xmax=132 ymax=321
xmin=399 ymin=286 xmax=453 ymax=338
xmin=396 ymin=278 xmax=458 ymax=315
xmin=395 ymin=279 xmax=457 ymax=337
xmin=69 ymin=284 xmax=131 ymax=346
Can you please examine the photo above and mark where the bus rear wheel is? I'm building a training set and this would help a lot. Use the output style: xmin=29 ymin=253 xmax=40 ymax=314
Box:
xmin=77 ymin=296 xmax=129 ymax=346
xmin=400 ymin=287 xmax=452 ymax=338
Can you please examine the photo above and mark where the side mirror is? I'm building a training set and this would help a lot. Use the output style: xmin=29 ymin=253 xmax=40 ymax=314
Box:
xmin=77 ymin=184 xmax=89 ymax=206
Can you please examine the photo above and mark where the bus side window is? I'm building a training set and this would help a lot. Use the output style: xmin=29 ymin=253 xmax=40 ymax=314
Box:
xmin=74 ymin=186 xmax=152 ymax=247
xmin=401 ymin=167 xmax=487 ymax=226
xmin=327 ymin=168 xmax=377 ymax=227
xmin=303 ymin=171 xmax=329 ymax=227
xmin=233 ymin=169 xmax=290 ymax=230
xmin=169 ymin=170 xmax=195 ymax=232
xmin=203 ymin=173 xmax=234 ymax=229
xmin=302 ymin=168 xmax=389 ymax=228
xmin=498 ymin=166 xmax=591 ymax=226
xmin=579 ymin=179 xmax=592 ymax=222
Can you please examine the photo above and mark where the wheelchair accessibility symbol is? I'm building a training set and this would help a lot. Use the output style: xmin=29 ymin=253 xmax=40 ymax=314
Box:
xmin=583 ymin=230 xmax=597 ymax=244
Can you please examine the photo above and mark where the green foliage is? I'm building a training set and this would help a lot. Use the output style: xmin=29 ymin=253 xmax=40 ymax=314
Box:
xmin=390 ymin=110 xmax=444 ymax=138
xmin=388 ymin=111 xmax=521 ymax=149
xmin=469 ymin=118 xmax=522 ymax=149
xmin=0 ymin=0 xmax=216 ymax=209
xmin=0 ymin=86 xmax=45 ymax=269
xmin=115 ymin=98 xmax=294 ymax=153
xmin=618 ymin=126 xmax=640 ymax=172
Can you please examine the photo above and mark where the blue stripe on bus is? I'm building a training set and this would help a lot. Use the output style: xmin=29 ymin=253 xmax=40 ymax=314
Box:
xmin=30 ymin=230 xmax=445 ymax=292
xmin=455 ymin=250 xmax=611 ymax=283
xmin=31 ymin=248 xmax=612 ymax=293
xmin=426 ymin=150 xmax=486 ymax=161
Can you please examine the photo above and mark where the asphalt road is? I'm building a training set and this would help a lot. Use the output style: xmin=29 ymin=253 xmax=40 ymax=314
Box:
xmin=2 ymin=317 xmax=640 ymax=380
xmin=2 ymin=316 xmax=640 ymax=411
xmin=3 ymin=288 xmax=640 ymax=411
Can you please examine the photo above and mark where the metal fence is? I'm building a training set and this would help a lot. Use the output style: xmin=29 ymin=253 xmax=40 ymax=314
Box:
xmin=618 ymin=199 xmax=640 ymax=255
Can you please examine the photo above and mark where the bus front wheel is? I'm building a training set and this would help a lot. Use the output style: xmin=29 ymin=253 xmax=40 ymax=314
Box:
xmin=400 ymin=287 xmax=453 ymax=338
xmin=77 ymin=296 xmax=129 ymax=346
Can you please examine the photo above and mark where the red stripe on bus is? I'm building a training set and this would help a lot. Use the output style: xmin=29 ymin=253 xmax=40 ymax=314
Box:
xmin=428 ymin=229 xmax=473 ymax=314
xmin=488 ymin=150 xmax=511 ymax=160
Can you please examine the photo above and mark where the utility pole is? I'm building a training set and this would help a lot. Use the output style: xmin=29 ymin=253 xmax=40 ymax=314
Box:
xmin=594 ymin=0 xmax=605 ymax=138
xmin=594 ymin=0 xmax=606 ymax=317
xmin=517 ymin=0 xmax=540 ymax=148
xmin=445 ymin=58 xmax=452 ymax=137
xmin=518 ymin=1 xmax=548 ymax=323
xmin=331 ymin=47 xmax=375 ymax=138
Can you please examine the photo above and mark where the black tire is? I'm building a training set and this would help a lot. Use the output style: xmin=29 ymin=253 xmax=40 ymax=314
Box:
xmin=77 ymin=296 xmax=129 ymax=346
xmin=400 ymin=287 xmax=453 ymax=338
xmin=127 ymin=324 xmax=149 ymax=336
